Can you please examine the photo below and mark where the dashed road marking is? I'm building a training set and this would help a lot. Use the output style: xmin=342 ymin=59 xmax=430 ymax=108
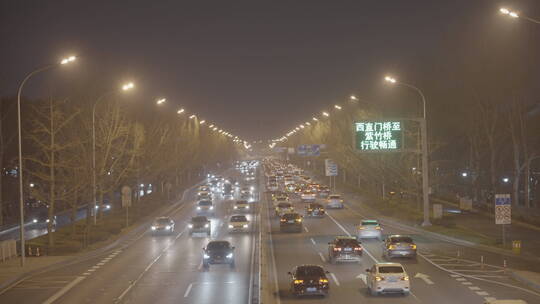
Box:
xmin=456 ymin=278 xmax=466 ymax=281
xmin=87 ymin=269 xmax=96 ymax=272
xmin=304 ymin=226 xmax=309 ymax=232
xmin=184 ymin=283 xmax=193 ymax=297
xmin=462 ymin=282 xmax=473 ymax=285
xmin=476 ymin=291 xmax=489 ymax=296
xmin=484 ymin=297 xmax=497 ymax=302
xmin=82 ymin=272 xmax=91 ymax=276
xmin=318 ymin=252 xmax=326 ymax=263
xmin=468 ymin=286 xmax=481 ymax=291
xmin=310 ymin=238 xmax=316 ymax=245
xmin=97 ymin=262 xmax=105 ymax=266
xmin=42 ymin=276 xmax=85 ymax=304
xmin=329 ymin=273 xmax=340 ymax=286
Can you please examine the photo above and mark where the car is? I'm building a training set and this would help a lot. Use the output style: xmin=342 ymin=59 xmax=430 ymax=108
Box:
xmin=275 ymin=202 xmax=294 ymax=217
xmin=240 ymin=187 xmax=251 ymax=196
xmin=357 ymin=219 xmax=383 ymax=240
xmin=202 ymin=240 xmax=235 ymax=268
xmin=382 ymin=235 xmax=417 ymax=259
xmin=318 ymin=186 xmax=330 ymax=198
xmin=365 ymin=263 xmax=410 ymax=296
xmin=301 ymin=190 xmax=316 ymax=203
xmin=221 ymin=182 xmax=234 ymax=197
xmin=272 ymin=192 xmax=289 ymax=202
xmin=197 ymin=190 xmax=211 ymax=199
xmin=151 ymin=217 xmax=175 ymax=235
xmin=233 ymin=200 xmax=250 ymax=212
xmin=188 ymin=216 xmax=211 ymax=236
xmin=327 ymin=236 xmax=363 ymax=263
xmin=326 ymin=194 xmax=344 ymax=209
xmin=228 ymin=215 xmax=250 ymax=232
xmin=280 ymin=212 xmax=303 ymax=232
xmin=267 ymin=182 xmax=279 ymax=192
xmin=305 ymin=203 xmax=325 ymax=217
xmin=196 ymin=200 xmax=214 ymax=215
xmin=285 ymin=183 xmax=296 ymax=192
xmin=288 ymin=265 xmax=330 ymax=297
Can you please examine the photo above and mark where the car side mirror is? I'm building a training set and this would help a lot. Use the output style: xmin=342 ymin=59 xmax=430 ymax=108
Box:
xmin=365 ymin=269 xmax=371 ymax=272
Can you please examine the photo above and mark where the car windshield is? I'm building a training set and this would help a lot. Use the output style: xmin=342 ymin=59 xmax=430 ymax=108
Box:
xmin=207 ymin=241 xmax=230 ymax=250
xmin=283 ymin=213 xmax=299 ymax=220
xmin=329 ymin=195 xmax=341 ymax=199
xmin=156 ymin=218 xmax=170 ymax=224
xmin=362 ymin=220 xmax=379 ymax=226
xmin=379 ymin=266 xmax=404 ymax=273
xmin=230 ymin=215 xmax=247 ymax=222
xmin=277 ymin=203 xmax=291 ymax=208
xmin=236 ymin=201 xmax=248 ymax=205
xmin=336 ymin=239 xmax=358 ymax=247
xmin=390 ymin=236 xmax=413 ymax=243
xmin=297 ymin=266 xmax=324 ymax=277
xmin=310 ymin=204 xmax=323 ymax=208
xmin=192 ymin=216 xmax=207 ymax=223
xmin=198 ymin=201 xmax=212 ymax=206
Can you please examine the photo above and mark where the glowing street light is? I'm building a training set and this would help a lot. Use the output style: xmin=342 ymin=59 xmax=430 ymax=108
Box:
xmin=350 ymin=95 xmax=358 ymax=101
xmin=334 ymin=105 xmax=342 ymax=110
xmin=305 ymin=122 xmax=311 ymax=126
xmin=499 ymin=7 xmax=540 ymax=23
xmin=384 ymin=76 xmax=397 ymax=83
xmin=177 ymin=108 xmax=185 ymax=114
xmin=213 ymin=127 xmax=218 ymax=131
xmin=209 ymin=124 xmax=214 ymax=128
xmin=322 ymin=111 xmax=329 ymax=117
xmin=312 ymin=117 xmax=318 ymax=121
xmin=156 ymin=98 xmax=166 ymax=105
xmin=189 ymin=115 xmax=196 ymax=119
xmin=299 ymin=124 xmax=305 ymax=129
xmin=60 ymin=55 xmax=77 ymax=65
xmin=122 ymin=82 xmax=135 ymax=91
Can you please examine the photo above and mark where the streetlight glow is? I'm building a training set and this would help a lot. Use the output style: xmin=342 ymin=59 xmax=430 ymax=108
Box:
xmin=156 ymin=98 xmax=166 ymax=105
xmin=60 ymin=55 xmax=77 ymax=65
xmin=384 ymin=76 xmax=397 ymax=83
xmin=322 ymin=111 xmax=329 ymax=117
xmin=200 ymin=120 xmax=206 ymax=125
xmin=312 ymin=117 xmax=318 ymax=121
xmin=177 ymin=108 xmax=185 ymax=114
xmin=334 ymin=105 xmax=342 ymax=110
xmin=299 ymin=124 xmax=305 ymax=129
xmin=189 ymin=114 xmax=196 ymax=119
xmin=350 ymin=95 xmax=358 ymax=101
xmin=122 ymin=82 xmax=135 ymax=91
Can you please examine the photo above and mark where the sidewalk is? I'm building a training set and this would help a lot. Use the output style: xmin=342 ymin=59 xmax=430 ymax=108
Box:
xmin=0 ymin=256 xmax=71 ymax=292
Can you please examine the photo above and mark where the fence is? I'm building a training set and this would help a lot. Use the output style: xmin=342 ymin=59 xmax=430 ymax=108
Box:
xmin=1 ymin=239 xmax=17 ymax=262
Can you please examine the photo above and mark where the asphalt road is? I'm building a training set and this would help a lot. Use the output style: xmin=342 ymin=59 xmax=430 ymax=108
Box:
xmin=264 ymin=174 xmax=540 ymax=303
xmin=0 ymin=171 xmax=260 ymax=304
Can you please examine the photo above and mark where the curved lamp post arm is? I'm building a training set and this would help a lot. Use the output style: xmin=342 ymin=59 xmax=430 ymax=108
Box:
xmin=397 ymin=81 xmax=427 ymax=120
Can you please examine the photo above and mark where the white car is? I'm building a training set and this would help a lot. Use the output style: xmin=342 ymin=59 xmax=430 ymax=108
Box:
xmin=228 ymin=215 xmax=249 ymax=232
xmin=301 ymin=190 xmax=316 ymax=203
xmin=196 ymin=200 xmax=214 ymax=215
xmin=366 ymin=263 xmax=410 ymax=296
xmin=358 ymin=219 xmax=383 ymax=240
xmin=326 ymin=194 xmax=344 ymax=209
xmin=233 ymin=200 xmax=250 ymax=212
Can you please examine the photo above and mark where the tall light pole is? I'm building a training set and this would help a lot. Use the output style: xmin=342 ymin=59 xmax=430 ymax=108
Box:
xmin=92 ymin=82 xmax=134 ymax=225
xmin=385 ymin=75 xmax=431 ymax=226
xmin=500 ymin=7 xmax=540 ymax=24
xmin=16 ymin=55 xmax=76 ymax=266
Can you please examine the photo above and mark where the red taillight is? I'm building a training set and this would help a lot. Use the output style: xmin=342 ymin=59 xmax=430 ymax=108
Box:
xmin=354 ymin=247 xmax=362 ymax=251
xmin=333 ymin=247 xmax=342 ymax=251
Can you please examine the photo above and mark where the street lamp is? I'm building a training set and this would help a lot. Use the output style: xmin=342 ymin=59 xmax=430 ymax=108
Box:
xmin=156 ymin=98 xmax=166 ymax=105
xmin=334 ymin=105 xmax=342 ymax=110
xmin=312 ymin=117 xmax=318 ymax=121
xmin=189 ymin=115 xmax=196 ymax=119
xmin=177 ymin=108 xmax=185 ymax=114
xmin=16 ymin=55 xmax=77 ymax=266
xmin=200 ymin=120 xmax=206 ymax=125
xmin=350 ymin=95 xmax=358 ymax=102
xmin=499 ymin=7 xmax=540 ymax=24
xmin=384 ymin=75 xmax=430 ymax=226
xmin=92 ymin=82 xmax=134 ymax=225
xmin=322 ymin=111 xmax=329 ymax=117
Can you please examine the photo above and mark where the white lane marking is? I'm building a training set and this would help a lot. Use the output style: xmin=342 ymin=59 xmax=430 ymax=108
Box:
xmin=92 ymin=266 xmax=100 ymax=269
xmin=462 ymin=282 xmax=473 ymax=285
xmin=318 ymin=252 xmax=326 ymax=263
xmin=82 ymin=272 xmax=91 ymax=276
xmin=310 ymin=238 xmax=316 ymax=245
xmin=87 ymin=269 xmax=96 ymax=272
xmin=304 ymin=226 xmax=309 ymax=232
xmin=476 ymin=291 xmax=489 ymax=296
xmin=329 ymin=273 xmax=340 ymax=286
xmin=115 ymin=230 xmax=185 ymax=302
xmin=468 ymin=286 xmax=481 ymax=291
xmin=266 ymin=194 xmax=282 ymax=304
xmin=456 ymin=278 xmax=467 ymax=281
xmin=42 ymin=276 xmax=85 ymax=304
xmin=325 ymin=212 xmax=379 ymax=263
xmin=450 ymin=274 xmax=461 ymax=278
xmin=356 ymin=273 xmax=367 ymax=285
xmin=97 ymin=263 xmax=105 ymax=266
xmin=184 ymin=283 xmax=193 ymax=297
xmin=485 ymin=297 xmax=497 ymax=302
xmin=198 ymin=261 xmax=203 ymax=270
xmin=414 ymin=273 xmax=434 ymax=285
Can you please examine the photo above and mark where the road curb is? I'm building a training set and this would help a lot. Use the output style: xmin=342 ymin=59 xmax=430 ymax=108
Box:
xmin=0 ymin=179 xmax=205 ymax=294
xmin=510 ymin=270 xmax=540 ymax=293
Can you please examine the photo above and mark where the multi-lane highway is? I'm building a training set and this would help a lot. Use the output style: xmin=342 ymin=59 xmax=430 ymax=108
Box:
xmin=0 ymin=169 xmax=260 ymax=304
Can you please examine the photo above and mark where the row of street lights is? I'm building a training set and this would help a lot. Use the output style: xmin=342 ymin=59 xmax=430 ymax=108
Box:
xmin=16 ymin=56 xmax=247 ymax=267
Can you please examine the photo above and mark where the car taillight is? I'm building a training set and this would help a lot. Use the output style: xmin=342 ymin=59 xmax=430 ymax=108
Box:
xmin=280 ymin=219 xmax=286 ymax=222
xmin=388 ymin=245 xmax=397 ymax=250
xmin=295 ymin=218 xmax=302 ymax=222
xmin=402 ymin=276 xmax=409 ymax=281
xmin=354 ymin=247 xmax=362 ymax=251
xmin=319 ymin=278 xmax=328 ymax=283
xmin=411 ymin=244 xmax=417 ymax=250
xmin=294 ymin=279 xmax=303 ymax=284
xmin=333 ymin=247 xmax=342 ymax=251
xmin=375 ymin=276 xmax=384 ymax=281
xmin=375 ymin=226 xmax=381 ymax=230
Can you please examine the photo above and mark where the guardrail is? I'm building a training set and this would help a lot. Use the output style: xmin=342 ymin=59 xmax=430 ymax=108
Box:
xmin=1 ymin=240 xmax=17 ymax=263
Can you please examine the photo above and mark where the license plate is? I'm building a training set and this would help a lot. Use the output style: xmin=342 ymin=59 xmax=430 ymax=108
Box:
xmin=388 ymin=277 xmax=398 ymax=282
xmin=306 ymin=287 xmax=316 ymax=292
xmin=344 ymin=248 xmax=352 ymax=252
xmin=288 ymin=220 xmax=295 ymax=223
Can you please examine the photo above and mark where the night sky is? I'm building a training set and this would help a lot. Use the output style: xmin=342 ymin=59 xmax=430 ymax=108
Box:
xmin=2 ymin=0 xmax=539 ymax=141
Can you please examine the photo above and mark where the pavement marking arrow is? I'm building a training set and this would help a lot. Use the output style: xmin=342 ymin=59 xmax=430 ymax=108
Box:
xmin=356 ymin=274 xmax=367 ymax=285
xmin=415 ymin=273 xmax=434 ymax=285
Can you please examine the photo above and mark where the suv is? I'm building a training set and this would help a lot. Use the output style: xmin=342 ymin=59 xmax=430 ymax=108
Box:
xmin=233 ymin=200 xmax=250 ymax=212
xmin=305 ymin=203 xmax=325 ymax=217
xmin=228 ymin=215 xmax=250 ymax=232
xmin=357 ymin=219 xmax=383 ymax=240
xmin=301 ymin=190 xmax=316 ymax=203
xmin=365 ymin=263 xmax=410 ymax=296
xmin=288 ymin=265 xmax=330 ymax=297
xmin=280 ymin=212 xmax=303 ymax=232
xmin=382 ymin=235 xmax=417 ymax=259
xmin=188 ymin=216 xmax=211 ymax=236
xmin=327 ymin=236 xmax=363 ymax=263
xmin=151 ymin=217 xmax=175 ymax=235
xmin=202 ymin=240 xmax=235 ymax=269
xmin=326 ymin=194 xmax=344 ymax=209
xmin=196 ymin=200 xmax=214 ymax=215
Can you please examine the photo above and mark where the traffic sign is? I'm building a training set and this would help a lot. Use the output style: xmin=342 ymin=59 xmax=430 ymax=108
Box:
xmin=495 ymin=194 xmax=511 ymax=225
xmin=297 ymin=145 xmax=320 ymax=156
xmin=325 ymin=159 xmax=338 ymax=177
xmin=353 ymin=121 xmax=403 ymax=152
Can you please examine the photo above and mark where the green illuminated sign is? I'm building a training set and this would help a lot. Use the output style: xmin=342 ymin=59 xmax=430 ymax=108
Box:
xmin=354 ymin=121 xmax=403 ymax=152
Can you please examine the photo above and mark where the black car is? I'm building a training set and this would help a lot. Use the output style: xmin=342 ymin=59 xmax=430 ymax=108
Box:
xmin=328 ymin=236 xmax=363 ymax=263
xmin=202 ymin=240 xmax=235 ymax=269
xmin=189 ymin=216 xmax=211 ymax=236
xmin=280 ymin=212 xmax=303 ymax=233
xmin=305 ymin=203 xmax=325 ymax=217
xmin=288 ymin=265 xmax=330 ymax=297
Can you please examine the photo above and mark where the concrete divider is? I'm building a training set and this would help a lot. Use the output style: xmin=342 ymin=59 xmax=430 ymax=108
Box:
xmin=0 ymin=240 xmax=17 ymax=263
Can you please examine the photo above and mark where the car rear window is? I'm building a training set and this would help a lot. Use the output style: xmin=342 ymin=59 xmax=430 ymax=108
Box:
xmin=362 ymin=220 xmax=379 ymax=226
xmin=192 ymin=216 xmax=207 ymax=222
xmin=329 ymin=195 xmax=341 ymax=199
xmin=390 ymin=237 xmax=413 ymax=243
xmin=198 ymin=201 xmax=212 ymax=206
xmin=283 ymin=213 xmax=299 ymax=220
xmin=378 ymin=266 xmax=404 ymax=273
xmin=230 ymin=215 xmax=247 ymax=222
xmin=297 ymin=266 xmax=324 ymax=277
xmin=336 ymin=239 xmax=359 ymax=247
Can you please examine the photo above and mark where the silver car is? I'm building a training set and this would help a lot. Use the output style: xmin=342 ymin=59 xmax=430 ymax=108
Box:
xmin=357 ymin=219 xmax=383 ymax=240
xmin=151 ymin=217 xmax=175 ymax=235
xmin=382 ymin=235 xmax=417 ymax=259
xmin=366 ymin=263 xmax=410 ymax=296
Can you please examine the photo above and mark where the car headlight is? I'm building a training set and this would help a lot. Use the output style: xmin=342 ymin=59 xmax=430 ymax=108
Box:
xmin=203 ymin=254 xmax=210 ymax=259
xmin=210 ymin=206 xmax=214 ymax=210
xmin=151 ymin=226 xmax=156 ymax=230
xmin=165 ymin=225 xmax=171 ymax=230
xmin=188 ymin=224 xmax=193 ymax=228
xmin=226 ymin=253 xmax=233 ymax=259
xmin=388 ymin=245 xmax=397 ymax=250
xmin=375 ymin=276 xmax=384 ymax=282
xmin=243 ymin=224 xmax=248 ymax=228
xmin=46 ymin=219 xmax=50 ymax=223
xmin=250 ymin=186 xmax=254 ymax=191
xmin=197 ymin=206 xmax=201 ymax=210
xmin=234 ymin=206 xmax=238 ymax=209
xmin=228 ymin=225 xmax=234 ymax=228
xmin=204 ymin=224 xmax=209 ymax=228
xmin=32 ymin=219 xmax=38 ymax=223
xmin=246 ymin=206 xmax=250 ymax=209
